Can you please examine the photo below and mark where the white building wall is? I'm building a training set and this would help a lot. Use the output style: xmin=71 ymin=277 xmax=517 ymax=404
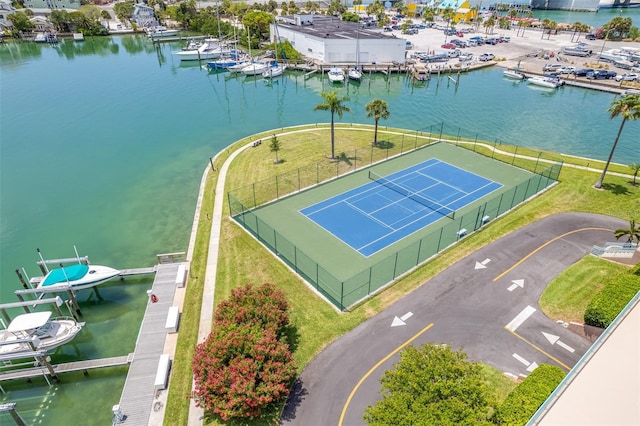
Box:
xmin=275 ymin=24 xmax=406 ymax=64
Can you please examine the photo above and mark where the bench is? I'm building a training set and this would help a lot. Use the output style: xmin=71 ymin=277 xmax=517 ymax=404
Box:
xmin=154 ymin=354 xmax=171 ymax=391
xmin=165 ymin=306 xmax=180 ymax=333
xmin=482 ymin=215 xmax=491 ymax=224
xmin=175 ymin=264 xmax=186 ymax=288
xmin=457 ymin=228 xmax=468 ymax=238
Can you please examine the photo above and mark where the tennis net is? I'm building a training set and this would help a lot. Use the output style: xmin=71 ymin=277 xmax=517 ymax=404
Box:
xmin=368 ymin=170 xmax=455 ymax=219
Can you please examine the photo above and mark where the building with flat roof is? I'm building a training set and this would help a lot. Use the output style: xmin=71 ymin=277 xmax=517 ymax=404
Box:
xmin=273 ymin=15 xmax=407 ymax=65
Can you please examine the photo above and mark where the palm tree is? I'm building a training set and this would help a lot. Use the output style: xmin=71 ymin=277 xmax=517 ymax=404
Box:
xmin=365 ymin=99 xmax=390 ymax=146
xmin=594 ymin=95 xmax=640 ymax=189
xmin=313 ymin=90 xmax=351 ymax=159
xmin=629 ymin=163 xmax=640 ymax=185
xmin=614 ymin=219 xmax=640 ymax=243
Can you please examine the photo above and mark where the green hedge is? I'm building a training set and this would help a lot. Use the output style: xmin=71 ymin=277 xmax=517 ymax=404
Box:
xmin=584 ymin=266 xmax=640 ymax=328
xmin=495 ymin=364 xmax=565 ymax=425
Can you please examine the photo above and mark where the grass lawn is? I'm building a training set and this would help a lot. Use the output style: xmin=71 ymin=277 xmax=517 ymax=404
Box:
xmin=539 ymin=256 xmax=631 ymax=323
xmin=164 ymin=124 xmax=640 ymax=426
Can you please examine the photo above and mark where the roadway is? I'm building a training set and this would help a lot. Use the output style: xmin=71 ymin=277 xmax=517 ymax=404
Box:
xmin=280 ymin=212 xmax=627 ymax=426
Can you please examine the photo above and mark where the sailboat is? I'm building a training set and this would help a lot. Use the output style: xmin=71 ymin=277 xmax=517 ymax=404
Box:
xmin=263 ymin=22 xmax=286 ymax=79
xmin=347 ymin=29 xmax=362 ymax=82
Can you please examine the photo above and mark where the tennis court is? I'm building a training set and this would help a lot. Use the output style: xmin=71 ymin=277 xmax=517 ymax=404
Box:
xmin=301 ymin=159 xmax=502 ymax=256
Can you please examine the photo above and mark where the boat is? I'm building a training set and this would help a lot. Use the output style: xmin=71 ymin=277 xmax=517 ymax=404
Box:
xmin=0 ymin=312 xmax=84 ymax=355
xmin=328 ymin=67 xmax=345 ymax=83
xmin=173 ymin=39 xmax=222 ymax=61
xmin=228 ymin=60 xmax=252 ymax=73
xmin=242 ymin=61 xmax=271 ymax=76
xmin=561 ymin=44 xmax=593 ymax=57
xmin=263 ymin=26 xmax=286 ymax=79
xmin=146 ymin=26 xmax=179 ymax=39
xmin=347 ymin=30 xmax=362 ymax=82
xmin=528 ymin=76 xmax=564 ymax=88
xmin=530 ymin=0 xmax=600 ymax=11
xmin=598 ymin=0 xmax=640 ymax=8
xmin=503 ymin=69 xmax=526 ymax=80
xmin=413 ymin=64 xmax=430 ymax=81
xmin=35 ymin=262 xmax=120 ymax=291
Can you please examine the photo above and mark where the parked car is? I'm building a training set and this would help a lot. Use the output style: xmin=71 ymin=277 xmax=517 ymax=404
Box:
xmin=469 ymin=36 xmax=484 ymax=45
xmin=587 ymin=70 xmax=612 ymax=80
xmin=459 ymin=52 xmax=473 ymax=62
xmin=543 ymin=63 xmax=564 ymax=72
xmin=484 ymin=38 xmax=499 ymax=45
xmin=585 ymin=33 xmax=597 ymax=40
xmin=573 ymin=68 xmax=594 ymax=76
xmin=441 ymin=43 xmax=457 ymax=49
xmin=499 ymin=36 xmax=510 ymax=42
xmin=406 ymin=28 xmax=418 ymax=35
xmin=479 ymin=53 xmax=495 ymax=61
xmin=558 ymin=66 xmax=576 ymax=74
xmin=444 ymin=28 xmax=457 ymax=35
xmin=451 ymin=39 xmax=467 ymax=48
xmin=447 ymin=49 xmax=461 ymax=58
xmin=615 ymin=72 xmax=638 ymax=82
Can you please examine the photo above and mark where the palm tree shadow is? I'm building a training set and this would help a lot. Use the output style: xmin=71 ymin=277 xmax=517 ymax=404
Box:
xmin=602 ymin=183 xmax=631 ymax=195
xmin=333 ymin=151 xmax=360 ymax=166
xmin=372 ymin=140 xmax=395 ymax=149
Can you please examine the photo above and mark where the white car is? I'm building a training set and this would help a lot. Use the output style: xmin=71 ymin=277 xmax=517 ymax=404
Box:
xmin=615 ymin=73 xmax=638 ymax=82
xmin=543 ymin=63 xmax=564 ymax=72
xmin=559 ymin=66 xmax=576 ymax=74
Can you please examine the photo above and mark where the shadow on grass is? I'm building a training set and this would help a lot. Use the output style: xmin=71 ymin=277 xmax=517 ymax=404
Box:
xmin=372 ymin=140 xmax=395 ymax=150
xmin=602 ymin=182 xmax=631 ymax=195
xmin=335 ymin=151 xmax=361 ymax=167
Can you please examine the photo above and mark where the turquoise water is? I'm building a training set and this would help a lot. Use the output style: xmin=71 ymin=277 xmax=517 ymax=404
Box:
xmin=1 ymin=35 xmax=639 ymax=424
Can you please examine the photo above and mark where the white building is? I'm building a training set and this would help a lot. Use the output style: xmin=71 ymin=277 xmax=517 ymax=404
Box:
xmin=0 ymin=0 xmax=16 ymax=32
xmin=273 ymin=15 xmax=407 ymax=65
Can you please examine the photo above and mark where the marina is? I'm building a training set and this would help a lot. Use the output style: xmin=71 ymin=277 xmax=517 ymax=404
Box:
xmin=0 ymin=27 xmax=638 ymax=424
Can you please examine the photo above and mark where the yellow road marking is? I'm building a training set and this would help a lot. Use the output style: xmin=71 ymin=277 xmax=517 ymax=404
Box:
xmin=338 ymin=323 xmax=434 ymax=426
xmin=505 ymin=327 xmax=571 ymax=371
xmin=493 ymin=227 xmax=611 ymax=282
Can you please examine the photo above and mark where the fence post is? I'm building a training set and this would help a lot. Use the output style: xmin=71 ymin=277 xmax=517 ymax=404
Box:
xmin=276 ymin=175 xmax=279 ymax=199
xmin=252 ymin=183 xmax=257 ymax=208
xmin=474 ymin=133 xmax=478 ymax=152
xmin=297 ymin=168 xmax=301 ymax=192
xmin=439 ymin=122 xmax=444 ymax=141
xmin=393 ymin=252 xmax=399 ymax=278
xmin=511 ymin=146 xmax=518 ymax=166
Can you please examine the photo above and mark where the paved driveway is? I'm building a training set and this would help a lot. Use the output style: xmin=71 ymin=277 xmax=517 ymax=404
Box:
xmin=281 ymin=212 xmax=627 ymax=426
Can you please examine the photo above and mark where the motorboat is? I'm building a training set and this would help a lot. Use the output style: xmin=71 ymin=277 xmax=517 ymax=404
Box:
xmin=0 ymin=312 xmax=84 ymax=355
xmin=173 ymin=39 xmax=222 ymax=61
xmin=146 ymin=26 xmax=179 ymax=40
xmin=227 ymin=60 xmax=252 ymax=73
xmin=242 ymin=61 xmax=271 ymax=76
xmin=503 ymin=69 xmax=526 ymax=80
xmin=347 ymin=67 xmax=362 ymax=82
xmin=528 ymin=76 xmax=564 ymax=89
xmin=328 ymin=67 xmax=345 ymax=83
xmin=34 ymin=263 xmax=120 ymax=291
xmin=413 ymin=64 xmax=430 ymax=81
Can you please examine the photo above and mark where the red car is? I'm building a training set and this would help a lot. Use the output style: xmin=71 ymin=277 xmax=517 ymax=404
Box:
xmin=456 ymin=31 xmax=464 ymax=37
xmin=441 ymin=43 xmax=456 ymax=49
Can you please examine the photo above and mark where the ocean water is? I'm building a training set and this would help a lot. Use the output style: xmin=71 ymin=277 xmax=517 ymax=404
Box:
xmin=0 ymin=35 xmax=639 ymax=424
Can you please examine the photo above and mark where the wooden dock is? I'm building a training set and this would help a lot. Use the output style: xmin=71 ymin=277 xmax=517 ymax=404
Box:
xmin=115 ymin=262 xmax=183 ymax=425
xmin=0 ymin=354 xmax=133 ymax=383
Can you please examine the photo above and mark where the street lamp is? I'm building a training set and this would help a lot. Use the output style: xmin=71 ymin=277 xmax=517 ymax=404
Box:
xmin=597 ymin=28 xmax=611 ymax=64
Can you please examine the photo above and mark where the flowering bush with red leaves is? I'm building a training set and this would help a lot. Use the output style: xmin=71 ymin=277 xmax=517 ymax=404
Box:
xmin=192 ymin=283 xmax=297 ymax=420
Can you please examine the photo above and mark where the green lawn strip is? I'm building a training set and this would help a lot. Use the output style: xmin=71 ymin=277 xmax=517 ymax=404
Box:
xmin=539 ymin=256 xmax=629 ymax=324
xmin=166 ymin=124 xmax=639 ymax=426
xmin=481 ymin=364 xmax=519 ymax=407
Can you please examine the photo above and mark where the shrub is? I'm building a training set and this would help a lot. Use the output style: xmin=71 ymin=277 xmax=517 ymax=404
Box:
xmin=584 ymin=267 xmax=640 ymax=328
xmin=495 ymin=364 xmax=565 ymax=425
xmin=192 ymin=283 xmax=297 ymax=421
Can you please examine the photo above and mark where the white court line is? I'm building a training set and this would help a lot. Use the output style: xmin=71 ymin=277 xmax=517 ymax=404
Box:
xmin=506 ymin=305 xmax=537 ymax=332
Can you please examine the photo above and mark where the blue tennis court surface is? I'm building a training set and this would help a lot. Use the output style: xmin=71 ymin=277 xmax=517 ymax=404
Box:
xmin=301 ymin=159 xmax=502 ymax=256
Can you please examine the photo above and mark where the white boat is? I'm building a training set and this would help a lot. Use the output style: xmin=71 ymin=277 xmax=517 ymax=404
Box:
xmin=503 ymin=69 xmax=526 ymax=80
xmin=598 ymin=0 xmax=640 ymax=8
xmin=228 ymin=60 xmax=252 ymax=73
xmin=146 ymin=26 xmax=179 ymax=39
xmin=348 ymin=67 xmax=362 ymax=82
xmin=242 ymin=61 xmax=270 ymax=76
xmin=173 ymin=40 xmax=222 ymax=61
xmin=528 ymin=76 xmax=564 ymax=88
xmin=0 ymin=312 xmax=84 ymax=355
xmin=35 ymin=263 xmax=120 ymax=291
xmin=263 ymin=63 xmax=286 ymax=78
xmin=328 ymin=67 xmax=345 ymax=83
xmin=413 ymin=64 xmax=430 ymax=81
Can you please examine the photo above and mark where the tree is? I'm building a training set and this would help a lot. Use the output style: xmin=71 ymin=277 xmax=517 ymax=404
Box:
xmin=242 ymin=10 xmax=273 ymax=41
xmin=483 ymin=15 xmax=496 ymax=34
xmin=365 ymin=99 xmax=390 ymax=146
xmin=113 ymin=1 xmax=134 ymax=24
xmin=313 ymin=90 xmax=351 ymax=159
xmin=101 ymin=10 xmax=112 ymax=28
xmin=629 ymin=163 xmax=640 ymax=185
xmin=364 ymin=344 xmax=495 ymax=425
xmin=327 ymin=0 xmax=346 ymax=16
xmin=594 ymin=95 xmax=640 ymax=189
xmin=604 ymin=16 xmax=632 ymax=40
xmin=614 ymin=219 xmax=640 ymax=243
xmin=7 ymin=11 xmax=34 ymax=32
xmin=269 ymin=134 xmax=282 ymax=163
